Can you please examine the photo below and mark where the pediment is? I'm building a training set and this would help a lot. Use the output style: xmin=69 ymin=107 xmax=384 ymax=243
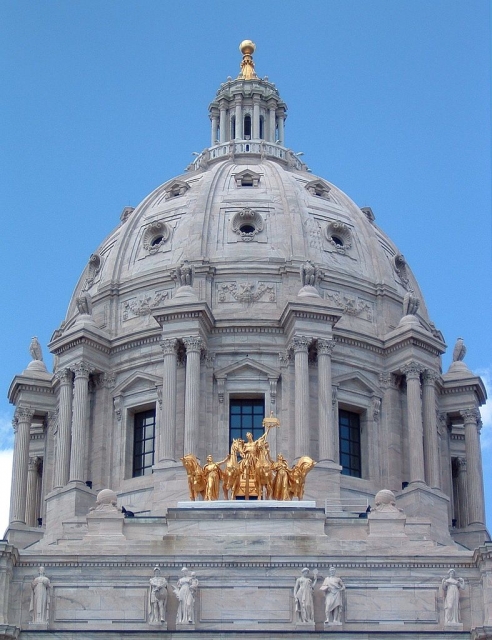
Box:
xmin=333 ymin=372 xmax=380 ymax=396
xmin=233 ymin=169 xmax=261 ymax=187
xmin=113 ymin=371 xmax=162 ymax=396
xmin=305 ymin=179 xmax=331 ymax=199
xmin=215 ymin=357 xmax=279 ymax=381
xmin=164 ymin=179 xmax=190 ymax=200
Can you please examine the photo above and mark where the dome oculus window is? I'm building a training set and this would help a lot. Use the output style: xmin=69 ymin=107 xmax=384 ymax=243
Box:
xmin=326 ymin=221 xmax=352 ymax=253
xmin=231 ymin=208 xmax=264 ymax=241
xmin=142 ymin=221 xmax=170 ymax=254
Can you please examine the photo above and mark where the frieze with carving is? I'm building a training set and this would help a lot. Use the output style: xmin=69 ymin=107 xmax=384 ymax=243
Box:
xmin=217 ymin=281 xmax=276 ymax=303
xmin=122 ymin=290 xmax=171 ymax=320
xmin=323 ymin=290 xmax=373 ymax=321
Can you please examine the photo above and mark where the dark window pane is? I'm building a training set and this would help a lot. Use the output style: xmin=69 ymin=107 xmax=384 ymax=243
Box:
xmin=133 ymin=409 xmax=155 ymax=477
xmin=338 ymin=410 xmax=361 ymax=478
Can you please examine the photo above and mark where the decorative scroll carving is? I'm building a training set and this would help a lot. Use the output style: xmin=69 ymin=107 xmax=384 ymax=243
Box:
xmin=231 ymin=207 xmax=264 ymax=241
xmin=217 ymin=281 xmax=275 ymax=303
xmin=290 ymin=336 xmax=310 ymax=353
xmin=123 ymin=290 xmax=170 ymax=320
xmin=113 ymin=396 xmax=122 ymax=421
xmin=393 ymin=253 xmax=413 ymax=291
xmin=372 ymin=397 xmax=381 ymax=422
xmin=142 ymin=221 xmax=170 ymax=254
xmin=47 ymin=409 xmax=59 ymax=435
xmin=324 ymin=290 xmax=373 ymax=321
xmin=278 ymin=352 xmax=291 ymax=367
xmin=82 ymin=253 xmax=101 ymax=291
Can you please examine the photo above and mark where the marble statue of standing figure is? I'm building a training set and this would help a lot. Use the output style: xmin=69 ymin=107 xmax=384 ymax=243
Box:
xmin=442 ymin=569 xmax=465 ymax=624
xmin=320 ymin=566 xmax=345 ymax=625
xmin=148 ymin=566 xmax=168 ymax=624
xmin=173 ymin=567 xmax=198 ymax=624
xmin=294 ymin=567 xmax=318 ymax=623
xmin=30 ymin=566 xmax=50 ymax=624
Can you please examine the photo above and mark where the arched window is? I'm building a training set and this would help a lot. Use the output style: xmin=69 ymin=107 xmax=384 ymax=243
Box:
xmin=244 ymin=114 xmax=251 ymax=139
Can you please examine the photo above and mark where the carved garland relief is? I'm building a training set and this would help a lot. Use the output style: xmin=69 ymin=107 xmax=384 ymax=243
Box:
xmin=323 ymin=289 xmax=373 ymax=321
xmin=217 ymin=281 xmax=276 ymax=303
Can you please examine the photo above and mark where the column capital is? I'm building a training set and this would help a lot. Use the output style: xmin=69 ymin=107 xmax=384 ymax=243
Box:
xmin=160 ymin=338 xmax=178 ymax=356
xmin=47 ymin=408 xmax=59 ymax=434
xmin=183 ymin=336 xmax=204 ymax=353
xmin=456 ymin=456 xmax=467 ymax=473
xmin=422 ymin=369 xmax=440 ymax=385
xmin=15 ymin=406 xmax=35 ymax=423
xmin=71 ymin=361 xmax=94 ymax=379
xmin=28 ymin=456 xmax=42 ymax=471
xmin=317 ymin=338 xmax=336 ymax=356
xmin=401 ymin=361 xmax=424 ymax=380
xmin=54 ymin=367 xmax=73 ymax=385
xmin=460 ymin=407 xmax=480 ymax=425
xmin=379 ymin=371 xmax=398 ymax=390
xmin=290 ymin=336 xmax=310 ymax=353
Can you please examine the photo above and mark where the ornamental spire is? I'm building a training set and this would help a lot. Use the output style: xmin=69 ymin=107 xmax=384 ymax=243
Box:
xmin=238 ymin=40 xmax=257 ymax=80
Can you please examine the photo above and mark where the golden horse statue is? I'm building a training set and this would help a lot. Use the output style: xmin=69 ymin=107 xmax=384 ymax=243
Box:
xmin=181 ymin=454 xmax=206 ymax=501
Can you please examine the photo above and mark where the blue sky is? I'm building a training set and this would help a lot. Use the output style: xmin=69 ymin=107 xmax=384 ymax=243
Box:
xmin=0 ymin=1 xmax=490 ymax=533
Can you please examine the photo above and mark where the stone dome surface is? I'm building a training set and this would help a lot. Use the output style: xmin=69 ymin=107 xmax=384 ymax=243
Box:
xmin=63 ymin=153 xmax=431 ymax=341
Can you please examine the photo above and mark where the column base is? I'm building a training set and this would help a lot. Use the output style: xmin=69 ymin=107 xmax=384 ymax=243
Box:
xmin=5 ymin=523 xmax=44 ymax=550
xmin=396 ymin=483 xmax=452 ymax=545
xmin=306 ymin=461 xmax=342 ymax=508
xmin=451 ymin=523 xmax=491 ymax=550
xmin=45 ymin=483 xmax=95 ymax=540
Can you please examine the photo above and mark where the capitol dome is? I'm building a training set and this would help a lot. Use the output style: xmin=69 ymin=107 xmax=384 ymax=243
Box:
xmin=7 ymin=43 xmax=487 ymax=557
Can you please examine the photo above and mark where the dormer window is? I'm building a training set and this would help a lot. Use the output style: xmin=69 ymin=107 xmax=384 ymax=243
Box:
xmin=164 ymin=180 xmax=190 ymax=200
xmin=306 ymin=179 xmax=331 ymax=199
xmin=233 ymin=169 xmax=261 ymax=188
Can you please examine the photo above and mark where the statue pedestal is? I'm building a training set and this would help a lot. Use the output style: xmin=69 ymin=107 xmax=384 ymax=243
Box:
xmin=85 ymin=509 xmax=125 ymax=540
xmin=176 ymin=623 xmax=195 ymax=630
xmin=29 ymin=622 xmax=49 ymax=630
xmin=368 ymin=510 xmax=407 ymax=539
xmin=444 ymin=622 xmax=463 ymax=630
xmin=148 ymin=621 xmax=167 ymax=629
xmin=294 ymin=621 xmax=315 ymax=631
xmin=324 ymin=621 xmax=342 ymax=629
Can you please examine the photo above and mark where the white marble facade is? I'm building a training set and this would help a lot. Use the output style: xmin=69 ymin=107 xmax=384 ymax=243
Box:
xmin=2 ymin=41 xmax=491 ymax=640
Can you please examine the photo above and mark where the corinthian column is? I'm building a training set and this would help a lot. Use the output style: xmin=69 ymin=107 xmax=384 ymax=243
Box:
xmin=422 ymin=369 xmax=440 ymax=489
xmin=25 ymin=456 xmax=41 ymax=527
xmin=53 ymin=368 xmax=73 ymax=488
xmin=183 ymin=337 xmax=203 ymax=456
xmin=9 ymin=407 xmax=34 ymax=524
xmin=292 ymin=336 xmax=310 ymax=460
xmin=401 ymin=361 xmax=425 ymax=484
xmin=69 ymin=362 xmax=93 ymax=484
xmin=461 ymin=408 xmax=486 ymax=526
xmin=317 ymin=339 xmax=336 ymax=462
xmin=160 ymin=338 xmax=178 ymax=462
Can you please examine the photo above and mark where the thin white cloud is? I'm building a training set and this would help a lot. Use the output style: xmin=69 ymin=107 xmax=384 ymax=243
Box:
xmin=477 ymin=367 xmax=492 ymax=451
xmin=0 ymin=412 xmax=14 ymax=450
xmin=0 ymin=450 xmax=12 ymax=538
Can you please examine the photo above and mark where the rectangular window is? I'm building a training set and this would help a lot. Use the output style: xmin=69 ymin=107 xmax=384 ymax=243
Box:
xmin=229 ymin=399 xmax=265 ymax=448
xmin=339 ymin=409 xmax=361 ymax=478
xmin=132 ymin=409 xmax=156 ymax=477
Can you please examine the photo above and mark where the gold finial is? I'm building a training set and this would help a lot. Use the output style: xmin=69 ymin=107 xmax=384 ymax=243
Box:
xmin=238 ymin=39 xmax=257 ymax=80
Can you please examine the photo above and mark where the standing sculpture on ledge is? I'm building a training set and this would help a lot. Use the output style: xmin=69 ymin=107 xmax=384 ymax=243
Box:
xmin=148 ymin=566 xmax=168 ymax=625
xmin=173 ymin=567 xmax=198 ymax=625
xmin=30 ymin=566 xmax=51 ymax=625
xmin=294 ymin=567 xmax=318 ymax=624
xmin=442 ymin=569 xmax=465 ymax=625
xmin=321 ymin=567 xmax=345 ymax=625
xmin=181 ymin=413 xmax=315 ymax=500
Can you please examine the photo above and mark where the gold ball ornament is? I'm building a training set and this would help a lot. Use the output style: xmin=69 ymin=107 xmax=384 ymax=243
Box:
xmin=239 ymin=40 xmax=256 ymax=55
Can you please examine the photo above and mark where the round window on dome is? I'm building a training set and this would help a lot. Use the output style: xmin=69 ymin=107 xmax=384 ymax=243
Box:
xmin=142 ymin=221 xmax=170 ymax=254
xmin=239 ymin=224 xmax=256 ymax=234
xmin=325 ymin=221 xmax=352 ymax=253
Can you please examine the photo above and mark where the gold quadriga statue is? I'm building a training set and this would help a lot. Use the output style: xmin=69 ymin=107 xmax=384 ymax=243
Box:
xmin=181 ymin=413 xmax=315 ymax=501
